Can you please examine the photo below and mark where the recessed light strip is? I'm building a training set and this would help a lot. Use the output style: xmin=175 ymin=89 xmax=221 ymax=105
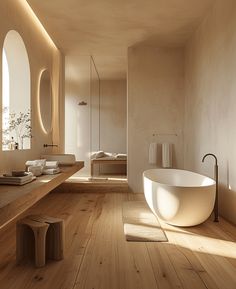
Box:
xmin=20 ymin=0 xmax=58 ymax=50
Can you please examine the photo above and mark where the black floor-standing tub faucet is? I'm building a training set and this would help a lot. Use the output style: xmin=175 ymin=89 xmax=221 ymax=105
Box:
xmin=202 ymin=153 xmax=219 ymax=222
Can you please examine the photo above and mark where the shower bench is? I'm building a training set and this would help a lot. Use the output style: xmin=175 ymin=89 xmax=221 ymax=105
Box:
xmin=91 ymin=158 xmax=127 ymax=177
xmin=0 ymin=161 xmax=84 ymax=229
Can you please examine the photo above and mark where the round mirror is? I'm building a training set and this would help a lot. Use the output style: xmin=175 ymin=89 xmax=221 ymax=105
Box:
xmin=39 ymin=70 xmax=52 ymax=133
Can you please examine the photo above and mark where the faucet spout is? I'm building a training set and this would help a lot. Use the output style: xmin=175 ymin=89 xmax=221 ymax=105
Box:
xmin=202 ymin=153 xmax=218 ymax=165
xmin=202 ymin=153 xmax=219 ymax=222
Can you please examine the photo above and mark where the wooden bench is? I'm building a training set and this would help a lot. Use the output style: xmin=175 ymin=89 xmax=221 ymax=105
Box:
xmin=91 ymin=158 xmax=127 ymax=177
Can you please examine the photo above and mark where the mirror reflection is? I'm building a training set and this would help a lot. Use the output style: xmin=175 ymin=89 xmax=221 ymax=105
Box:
xmin=2 ymin=30 xmax=31 ymax=151
xmin=39 ymin=70 xmax=52 ymax=134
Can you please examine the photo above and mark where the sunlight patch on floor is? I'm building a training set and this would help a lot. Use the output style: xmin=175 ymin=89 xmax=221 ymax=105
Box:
xmin=68 ymin=175 xmax=127 ymax=182
xmin=164 ymin=226 xmax=236 ymax=259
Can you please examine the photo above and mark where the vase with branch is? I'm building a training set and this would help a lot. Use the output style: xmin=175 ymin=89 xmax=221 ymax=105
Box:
xmin=2 ymin=108 xmax=32 ymax=150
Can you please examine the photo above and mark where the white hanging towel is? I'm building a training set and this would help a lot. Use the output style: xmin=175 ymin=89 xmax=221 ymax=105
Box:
xmin=149 ymin=143 xmax=158 ymax=164
xmin=162 ymin=143 xmax=172 ymax=168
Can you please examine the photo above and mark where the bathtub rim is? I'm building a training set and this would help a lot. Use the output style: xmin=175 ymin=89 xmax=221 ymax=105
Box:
xmin=143 ymin=168 xmax=216 ymax=189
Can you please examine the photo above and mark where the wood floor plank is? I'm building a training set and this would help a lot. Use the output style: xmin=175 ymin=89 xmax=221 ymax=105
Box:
xmin=146 ymin=242 xmax=183 ymax=289
xmin=0 ymin=191 xmax=235 ymax=289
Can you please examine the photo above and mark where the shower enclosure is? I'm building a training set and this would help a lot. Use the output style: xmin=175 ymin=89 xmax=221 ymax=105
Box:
xmin=65 ymin=56 xmax=100 ymax=176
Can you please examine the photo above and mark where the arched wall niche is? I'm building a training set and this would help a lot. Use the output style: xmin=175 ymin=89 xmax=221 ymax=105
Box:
xmin=2 ymin=30 xmax=31 ymax=150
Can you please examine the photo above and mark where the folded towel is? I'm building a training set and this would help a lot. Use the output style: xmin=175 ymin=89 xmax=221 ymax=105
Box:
xmin=91 ymin=151 xmax=115 ymax=159
xmin=45 ymin=161 xmax=59 ymax=169
xmin=0 ymin=173 xmax=35 ymax=185
xmin=25 ymin=159 xmax=46 ymax=168
xmin=1 ymin=172 xmax=33 ymax=181
xmin=0 ymin=177 xmax=36 ymax=185
xmin=96 ymin=151 xmax=106 ymax=158
xmin=115 ymin=153 xmax=127 ymax=159
xmin=105 ymin=152 xmax=114 ymax=156
xmin=28 ymin=165 xmax=43 ymax=177
xmin=43 ymin=168 xmax=61 ymax=175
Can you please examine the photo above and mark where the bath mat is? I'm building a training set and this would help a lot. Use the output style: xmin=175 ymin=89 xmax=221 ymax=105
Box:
xmin=122 ymin=201 xmax=168 ymax=242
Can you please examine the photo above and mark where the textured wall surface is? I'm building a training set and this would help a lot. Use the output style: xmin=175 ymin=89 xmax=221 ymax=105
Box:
xmin=27 ymin=0 xmax=214 ymax=79
xmin=184 ymin=0 xmax=236 ymax=224
xmin=128 ymin=46 xmax=184 ymax=193
xmin=65 ymin=56 xmax=91 ymax=175
xmin=100 ymin=79 xmax=127 ymax=174
xmin=100 ymin=80 xmax=127 ymax=154
xmin=0 ymin=0 xmax=63 ymax=173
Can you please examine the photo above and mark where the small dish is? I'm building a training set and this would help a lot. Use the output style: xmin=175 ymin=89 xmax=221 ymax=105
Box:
xmin=12 ymin=170 xmax=27 ymax=177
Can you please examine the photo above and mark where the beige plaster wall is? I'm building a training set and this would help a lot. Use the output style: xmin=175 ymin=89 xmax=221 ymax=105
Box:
xmin=128 ymin=46 xmax=184 ymax=193
xmin=184 ymin=0 xmax=236 ymax=224
xmin=0 ymin=0 xmax=63 ymax=173
xmin=65 ymin=55 xmax=91 ymax=176
xmin=65 ymin=61 xmax=127 ymax=176
xmin=65 ymin=56 xmax=100 ymax=176
xmin=100 ymin=79 xmax=127 ymax=174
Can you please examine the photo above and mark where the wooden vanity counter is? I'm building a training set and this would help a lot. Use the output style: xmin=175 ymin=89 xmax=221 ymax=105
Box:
xmin=0 ymin=161 xmax=84 ymax=229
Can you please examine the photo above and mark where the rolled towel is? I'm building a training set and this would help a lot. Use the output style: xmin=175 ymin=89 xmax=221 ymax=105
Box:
xmin=104 ymin=152 xmax=113 ymax=157
xmin=45 ymin=161 xmax=59 ymax=169
xmin=25 ymin=160 xmax=36 ymax=167
xmin=43 ymin=168 xmax=61 ymax=175
xmin=28 ymin=165 xmax=43 ymax=177
xmin=25 ymin=159 xmax=46 ymax=168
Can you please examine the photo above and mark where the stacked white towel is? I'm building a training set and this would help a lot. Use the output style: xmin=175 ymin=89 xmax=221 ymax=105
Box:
xmin=43 ymin=161 xmax=60 ymax=174
xmin=45 ymin=161 xmax=59 ymax=169
xmin=0 ymin=172 xmax=35 ymax=185
xmin=25 ymin=159 xmax=46 ymax=168
xmin=42 ymin=168 xmax=61 ymax=175
xmin=25 ymin=159 xmax=61 ymax=176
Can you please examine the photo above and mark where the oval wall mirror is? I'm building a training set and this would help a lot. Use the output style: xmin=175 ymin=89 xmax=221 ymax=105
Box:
xmin=39 ymin=70 xmax=52 ymax=133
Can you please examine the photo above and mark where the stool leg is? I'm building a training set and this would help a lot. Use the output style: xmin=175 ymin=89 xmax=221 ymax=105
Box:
xmin=16 ymin=223 xmax=25 ymax=264
xmin=91 ymin=162 xmax=94 ymax=177
xmin=33 ymin=226 xmax=49 ymax=268
xmin=46 ymin=221 xmax=64 ymax=261
xmin=53 ymin=221 xmax=64 ymax=260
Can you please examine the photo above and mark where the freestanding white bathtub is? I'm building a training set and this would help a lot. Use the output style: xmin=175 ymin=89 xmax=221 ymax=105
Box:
xmin=143 ymin=169 xmax=216 ymax=227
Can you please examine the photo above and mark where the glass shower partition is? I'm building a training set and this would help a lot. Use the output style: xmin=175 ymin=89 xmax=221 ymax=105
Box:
xmin=90 ymin=57 xmax=100 ymax=169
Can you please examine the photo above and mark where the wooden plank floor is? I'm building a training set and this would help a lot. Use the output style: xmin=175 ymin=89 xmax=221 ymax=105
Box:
xmin=0 ymin=191 xmax=235 ymax=289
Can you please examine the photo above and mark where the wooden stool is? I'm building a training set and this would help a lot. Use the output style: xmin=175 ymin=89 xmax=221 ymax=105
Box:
xmin=16 ymin=218 xmax=49 ymax=267
xmin=16 ymin=215 xmax=64 ymax=267
xmin=28 ymin=215 xmax=65 ymax=260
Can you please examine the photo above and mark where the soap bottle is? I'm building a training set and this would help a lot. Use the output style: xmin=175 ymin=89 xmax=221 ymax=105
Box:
xmin=10 ymin=137 xmax=15 ymax=150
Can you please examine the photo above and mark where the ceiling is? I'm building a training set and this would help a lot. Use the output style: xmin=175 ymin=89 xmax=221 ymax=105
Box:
xmin=27 ymin=0 xmax=214 ymax=80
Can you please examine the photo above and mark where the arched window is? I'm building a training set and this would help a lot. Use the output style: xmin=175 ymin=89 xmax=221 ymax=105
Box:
xmin=2 ymin=30 xmax=31 ymax=150
xmin=2 ymin=49 xmax=10 ymax=142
